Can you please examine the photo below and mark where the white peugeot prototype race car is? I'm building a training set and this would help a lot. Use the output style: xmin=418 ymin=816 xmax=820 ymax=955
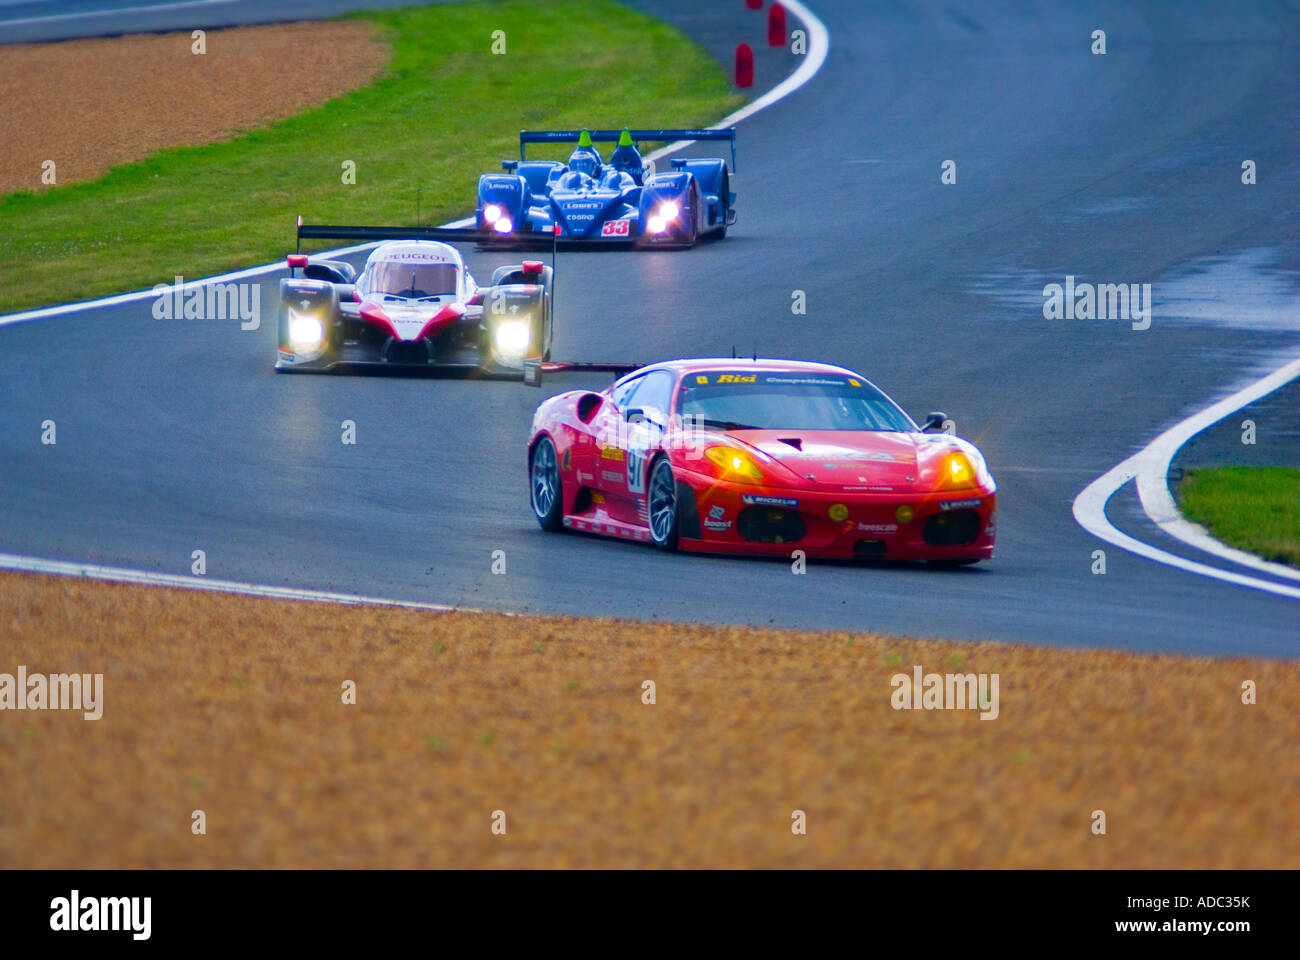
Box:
xmin=275 ymin=222 xmax=553 ymax=377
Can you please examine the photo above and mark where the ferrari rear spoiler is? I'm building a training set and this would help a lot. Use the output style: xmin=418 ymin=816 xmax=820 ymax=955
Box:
xmin=519 ymin=128 xmax=737 ymax=171
xmin=523 ymin=360 xmax=641 ymax=388
xmin=295 ymin=218 xmax=559 ymax=253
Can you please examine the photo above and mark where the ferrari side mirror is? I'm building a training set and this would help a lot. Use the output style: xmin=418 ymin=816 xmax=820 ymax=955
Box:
xmin=627 ymin=408 xmax=665 ymax=429
xmin=921 ymin=411 xmax=948 ymax=433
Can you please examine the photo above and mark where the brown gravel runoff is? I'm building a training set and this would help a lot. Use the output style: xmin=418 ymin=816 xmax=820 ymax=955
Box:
xmin=0 ymin=569 xmax=1295 ymax=868
xmin=0 ymin=22 xmax=387 ymax=195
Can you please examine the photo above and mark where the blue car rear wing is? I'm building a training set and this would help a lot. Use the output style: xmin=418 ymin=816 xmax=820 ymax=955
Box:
xmin=519 ymin=128 xmax=737 ymax=171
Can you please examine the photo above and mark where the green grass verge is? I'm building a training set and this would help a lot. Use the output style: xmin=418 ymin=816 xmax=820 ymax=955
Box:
xmin=0 ymin=0 xmax=743 ymax=313
xmin=1178 ymin=466 xmax=1300 ymax=567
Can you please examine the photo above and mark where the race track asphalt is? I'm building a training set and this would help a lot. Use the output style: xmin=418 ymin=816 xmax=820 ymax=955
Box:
xmin=1 ymin=0 xmax=1298 ymax=655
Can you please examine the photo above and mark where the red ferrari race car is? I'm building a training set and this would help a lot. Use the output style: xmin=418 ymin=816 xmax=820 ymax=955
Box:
xmin=526 ymin=358 xmax=997 ymax=563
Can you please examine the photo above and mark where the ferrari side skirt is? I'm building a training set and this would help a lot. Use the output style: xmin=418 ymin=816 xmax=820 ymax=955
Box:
xmin=562 ymin=514 xmax=651 ymax=543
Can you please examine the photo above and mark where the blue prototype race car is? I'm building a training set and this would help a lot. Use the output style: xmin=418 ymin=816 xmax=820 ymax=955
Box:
xmin=476 ymin=128 xmax=736 ymax=248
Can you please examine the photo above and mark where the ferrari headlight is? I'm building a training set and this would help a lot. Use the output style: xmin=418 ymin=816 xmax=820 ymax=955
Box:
xmin=939 ymin=452 xmax=977 ymax=489
xmin=705 ymin=445 xmax=764 ymax=482
xmin=288 ymin=311 xmax=324 ymax=349
xmin=658 ymin=201 xmax=679 ymax=221
xmin=483 ymin=204 xmax=503 ymax=224
xmin=493 ymin=319 xmax=530 ymax=354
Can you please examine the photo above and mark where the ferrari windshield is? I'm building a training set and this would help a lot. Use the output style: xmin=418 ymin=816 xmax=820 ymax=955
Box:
xmin=369 ymin=261 xmax=459 ymax=300
xmin=676 ymin=371 xmax=916 ymax=432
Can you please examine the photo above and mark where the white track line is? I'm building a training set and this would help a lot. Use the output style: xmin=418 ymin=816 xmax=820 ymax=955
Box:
xmin=1073 ymin=354 xmax=1300 ymax=600
xmin=0 ymin=2 xmax=830 ymax=608
xmin=1134 ymin=356 xmax=1300 ymax=584
xmin=0 ymin=0 xmax=233 ymax=28
xmin=0 ymin=551 xmax=490 ymax=612
xmin=0 ymin=226 xmax=472 ymax=329
xmin=644 ymin=0 xmax=829 ymax=162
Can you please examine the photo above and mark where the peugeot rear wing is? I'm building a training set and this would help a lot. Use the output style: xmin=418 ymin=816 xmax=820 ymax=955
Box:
xmin=295 ymin=218 xmax=559 ymax=253
xmin=293 ymin=217 xmax=560 ymax=299
xmin=522 ymin=360 xmax=643 ymax=388
xmin=519 ymin=128 xmax=737 ymax=170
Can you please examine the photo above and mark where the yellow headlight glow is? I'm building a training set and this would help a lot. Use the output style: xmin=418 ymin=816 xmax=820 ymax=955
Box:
xmin=940 ymin=452 xmax=977 ymax=489
xmin=705 ymin=445 xmax=764 ymax=481
xmin=895 ymin=505 xmax=915 ymax=524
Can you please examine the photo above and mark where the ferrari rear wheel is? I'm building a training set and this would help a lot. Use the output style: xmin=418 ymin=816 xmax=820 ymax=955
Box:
xmin=647 ymin=456 xmax=679 ymax=551
xmin=530 ymin=436 xmax=564 ymax=532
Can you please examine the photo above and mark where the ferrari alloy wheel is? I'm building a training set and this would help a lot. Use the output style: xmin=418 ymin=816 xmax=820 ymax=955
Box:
xmin=648 ymin=456 xmax=679 ymax=551
xmin=530 ymin=436 xmax=564 ymax=532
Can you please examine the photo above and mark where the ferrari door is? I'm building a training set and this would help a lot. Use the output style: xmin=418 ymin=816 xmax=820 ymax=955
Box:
xmin=592 ymin=370 xmax=674 ymax=525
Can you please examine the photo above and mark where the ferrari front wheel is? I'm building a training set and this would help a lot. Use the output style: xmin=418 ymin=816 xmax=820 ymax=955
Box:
xmin=647 ymin=456 xmax=679 ymax=551
xmin=530 ymin=436 xmax=564 ymax=532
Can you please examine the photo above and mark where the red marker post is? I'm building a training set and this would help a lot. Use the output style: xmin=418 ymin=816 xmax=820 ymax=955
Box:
xmin=734 ymin=42 xmax=754 ymax=88
xmin=767 ymin=2 xmax=787 ymax=46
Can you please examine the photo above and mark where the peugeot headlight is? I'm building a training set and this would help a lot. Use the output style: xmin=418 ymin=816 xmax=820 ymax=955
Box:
xmin=494 ymin=319 xmax=530 ymax=354
xmin=659 ymin=201 xmax=679 ymax=221
xmin=483 ymin=203 xmax=503 ymax=224
xmin=288 ymin=311 xmax=324 ymax=349
xmin=492 ymin=216 xmax=513 ymax=234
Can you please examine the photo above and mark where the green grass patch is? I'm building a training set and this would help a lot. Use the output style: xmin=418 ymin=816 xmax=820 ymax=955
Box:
xmin=0 ymin=0 xmax=742 ymax=313
xmin=1178 ymin=466 xmax=1300 ymax=567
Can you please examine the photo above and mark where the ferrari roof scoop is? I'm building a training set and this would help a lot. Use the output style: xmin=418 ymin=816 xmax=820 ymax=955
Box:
xmin=777 ymin=437 xmax=803 ymax=451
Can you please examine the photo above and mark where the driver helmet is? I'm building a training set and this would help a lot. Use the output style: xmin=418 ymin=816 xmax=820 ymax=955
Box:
xmin=567 ymin=147 xmax=601 ymax=179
